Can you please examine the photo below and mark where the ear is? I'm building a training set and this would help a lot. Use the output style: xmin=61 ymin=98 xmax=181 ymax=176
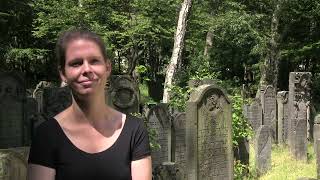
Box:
xmin=105 ymin=61 xmax=112 ymax=74
xmin=59 ymin=68 xmax=67 ymax=83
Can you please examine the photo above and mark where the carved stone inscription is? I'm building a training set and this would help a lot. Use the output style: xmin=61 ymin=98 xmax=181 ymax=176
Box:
xmin=147 ymin=104 xmax=170 ymax=168
xmin=197 ymin=89 xmax=232 ymax=180
xmin=255 ymin=125 xmax=271 ymax=175
xmin=262 ymin=85 xmax=276 ymax=141
xmin=107 ymin=75 xmax=139 ymax=114
xmin=288 ymin=72 xmax=311 ymax=156
xmin=0 ymin=72 xmax=25 ymax=148
xmin=172 ymin=112 xmax=186 ymax=179
xmin=249 ymin=99 xmax=262 ymax=133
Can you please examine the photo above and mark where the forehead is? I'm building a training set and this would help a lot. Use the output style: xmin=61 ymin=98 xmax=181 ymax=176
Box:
xmin=65 ymin=39 xmax=103 ymax=58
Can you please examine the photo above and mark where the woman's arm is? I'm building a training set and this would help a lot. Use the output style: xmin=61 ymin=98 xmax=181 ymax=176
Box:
xmin=27 ymin=164 xmax=55 ymax=180
xmin=131 ymin=156 xmax=152 ymax=180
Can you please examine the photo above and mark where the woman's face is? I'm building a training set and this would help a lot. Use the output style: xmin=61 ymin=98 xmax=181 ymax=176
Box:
xmin=60 ymin=39 xmax=111 ymax=96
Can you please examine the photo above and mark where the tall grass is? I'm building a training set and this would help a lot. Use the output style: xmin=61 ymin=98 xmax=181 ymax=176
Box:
xmin=248 ymin=143 xmax=317 ymax=180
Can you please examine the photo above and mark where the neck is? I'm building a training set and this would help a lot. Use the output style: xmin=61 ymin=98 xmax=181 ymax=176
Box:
xmin=70 ymin=91 xmax=110 ymax=124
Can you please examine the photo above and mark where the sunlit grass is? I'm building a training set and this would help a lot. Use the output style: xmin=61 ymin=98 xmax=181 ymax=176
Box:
xmin=247 ymin=143 xmax=317 ymax=180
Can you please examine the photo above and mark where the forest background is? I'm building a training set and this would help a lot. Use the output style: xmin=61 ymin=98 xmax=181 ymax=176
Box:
xmin=1 ymin=0 xmax=320 ymax=178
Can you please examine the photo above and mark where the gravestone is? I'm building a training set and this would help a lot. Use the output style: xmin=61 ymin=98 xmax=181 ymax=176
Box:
xmin=277 ymin=91 xmax=289 ymax=144
xmin=186 ymin=84 xmax=233 ymax=180
xmin=0 ymin=147 xmax=29 ymax=180
xmin=0 ymin=72 xmax=25 ymax=148
xmin=107 ymin=75 xmax=140 ymax=114
xmin=255 ymin=125 xmax=271 ymax=175
xmin=248 ymin=98 xmax=263 ymax=134
xmin=32 ymin=81 xmax=55 ymax=113
xmin=42 ymin=87 xmax=72 ymax=118
xmin=288 ymin=72 xmax=311 ymax=159
xmin=293 ymin=119 xmax=307 ymax=161
xmin=172 ymin=112 xmax=186 ymax=179
xmin=234 ymin=137 xmax=249 ymax=166
xmin=24 ymin=97 xmax=38 ymax=145
xmin=261 ymin=85 xmax=277 ymax=142
xmin=313 ymin=115 xmax=320 ymax=153
xmin=153 ymin=162 xmax=182 ymax=180
xmin=147 ymin=104 xmax=171 ymax=169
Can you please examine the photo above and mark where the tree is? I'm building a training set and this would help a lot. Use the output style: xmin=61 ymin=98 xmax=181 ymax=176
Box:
xmin=162 ymin=0 xmax=192 ymax=103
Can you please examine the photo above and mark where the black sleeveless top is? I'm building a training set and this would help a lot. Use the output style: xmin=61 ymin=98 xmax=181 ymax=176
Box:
xmin=28 ymin=115 xmax=151 ymax=180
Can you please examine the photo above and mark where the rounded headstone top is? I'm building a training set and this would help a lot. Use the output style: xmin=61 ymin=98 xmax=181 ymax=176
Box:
xmin=314 ymin=114 xmax=320 ymax=124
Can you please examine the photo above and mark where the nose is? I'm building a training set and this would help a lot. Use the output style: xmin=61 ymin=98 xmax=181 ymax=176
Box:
xmin=82 ymin=61 xmax=94 ymax=79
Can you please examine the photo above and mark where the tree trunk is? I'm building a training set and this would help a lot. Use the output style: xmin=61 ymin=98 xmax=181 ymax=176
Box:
xmin=162 ymin=0 xmax=192 ymax=103
xmin=261 ymin=0 xmax=282 ymax=89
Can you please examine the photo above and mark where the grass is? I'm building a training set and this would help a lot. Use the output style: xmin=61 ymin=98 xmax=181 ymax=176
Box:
xmin=246 ymin=143 xmax=317 ymax=180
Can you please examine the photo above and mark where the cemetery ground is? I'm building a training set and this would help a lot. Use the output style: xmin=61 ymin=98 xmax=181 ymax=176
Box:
xmin=244 ymin=143 xmax=317 ymax=180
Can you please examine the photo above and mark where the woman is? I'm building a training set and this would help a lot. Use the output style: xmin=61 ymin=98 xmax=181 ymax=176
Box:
xmin=27 ymin=29 xmax=152 ymax=180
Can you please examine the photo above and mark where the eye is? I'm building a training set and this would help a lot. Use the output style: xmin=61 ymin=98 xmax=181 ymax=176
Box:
xmin=91 ymin=58 xmax=102 ymax=65
xmin=68 ymin=59 xmax=83 ymax=67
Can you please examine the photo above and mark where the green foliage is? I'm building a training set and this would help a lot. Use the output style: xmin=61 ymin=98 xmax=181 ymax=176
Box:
xmin=167 ymin=85 xmax=193 ymax=112
xmin=231 ymin=93 xmax=253 ymax=146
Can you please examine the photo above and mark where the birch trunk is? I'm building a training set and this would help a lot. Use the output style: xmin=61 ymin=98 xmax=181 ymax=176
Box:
xmin=261 ymin=0 xmax=282 ymax=89
xmin=162 ymin=0 xmax=192 ymax=103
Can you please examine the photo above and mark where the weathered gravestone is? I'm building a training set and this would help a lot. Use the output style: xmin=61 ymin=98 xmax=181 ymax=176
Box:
xmin=0 ymin=72 xmax=25 ymax=148
xmin=255 ymin=125 xmax=271 ymax=175
xmin=32 ymin=81 xmax=55 ymax=114
xmin=153 ymin=162 xmax=182 ymax=180
xmin=42 ymin=87 xmax=72 ymax=118
xmin=234 ymin=137 xmax=249 ymax=166
xmin=186 ymin=84 xmax=233 ymax=180
xmin=288 ymin=72 xmax=311 ymax=160
xmin=0 ymin=147 xmax=29 ymax=180
xmin=147 ymin=104 xmax=171 ymax=169
xmin=277 ymin=91 xmax=289 ymax=144
xmin=24 ymin=97 xmax=38 ymax=145
xmin=172 ymin=112 xmax=186 ymax=179
xmin=248 ymin=98 xmax=263 ymax=134
xmin=313 ymin=114 xmax=320 ymax=153
xmin=107 ymin=75 xmax=140 ymax=114
xmin=261 ymin=85 xmax=277 ymax=143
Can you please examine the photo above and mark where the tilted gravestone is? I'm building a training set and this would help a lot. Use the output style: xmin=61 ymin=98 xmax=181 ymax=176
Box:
xmin=0 ymin=147 xmax=29 ymax=180
xmin=147 ymin=104 xmax=171 ymax=169
xmin=172 ymin=112 xmax=186 ymax=179
xmin=248 ymin=98 xmax=263 ymax=134
xmin=186 ymin=84 xmax=233 ymax=180
xmin=288 ymin=72 xmax=311 ymax=160
xmin=106 ymin=75 xmax=140 ymax=114
xmin=261 ymin=85 xmax=277 ymax=143
xmin=255 ymin=125 xmax=272 ymax=175
xmin=0 ymin=72 xmax=25 ymax=148
xmin=42 ymin=87 xmax=72 ymax=118
xmin=277 ymin=91 xmax=289 ymax=144
xmin=313 ymin=114 xmax=320 ymax=153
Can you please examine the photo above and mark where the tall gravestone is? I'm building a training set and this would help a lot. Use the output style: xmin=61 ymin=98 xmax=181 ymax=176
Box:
xmin=313 ymin=115 xmax=320 ymax=153
xmin=172 ymin=112 xmax=186 ymax=179
xmin=261 ymin=85 xmax=277 ymax=143
xmin=107 ymin=75 xmax=140 ymax=114
xmin=186 ymin=84 xmax=233 ymax=180
xmin=0 ymin=72 xmax=25 ymax=148
xmin=24 ymin=97 xmax=38 ymax=145
xmin=42 ymin=87 xmax=72 ymax=118
xmin=288 ymin=72 xmax=311 ymax=160
xmin=255 ymin=125 xmax=272 ymax=175
xmin=277 ymin=91 xmax=289 ymax=144
xmin=147 ymin=104 xmax=171 ymax=169
xmin=248 ymin=98 xmax=263 ymax=134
